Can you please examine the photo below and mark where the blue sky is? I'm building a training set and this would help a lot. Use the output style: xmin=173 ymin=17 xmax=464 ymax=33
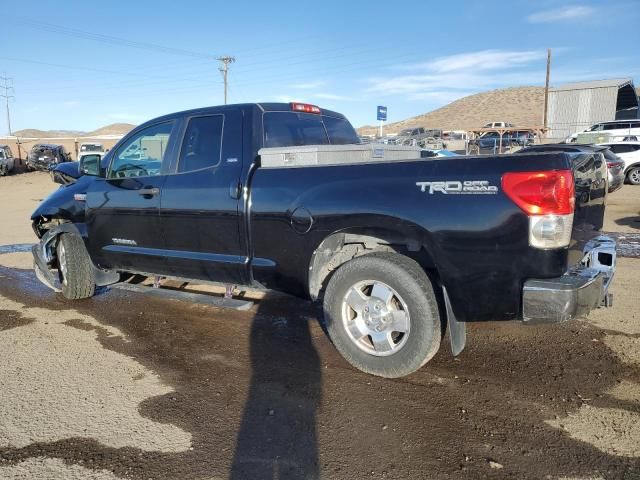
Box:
xmin=1 ymin=0 xmax=639 ymax=133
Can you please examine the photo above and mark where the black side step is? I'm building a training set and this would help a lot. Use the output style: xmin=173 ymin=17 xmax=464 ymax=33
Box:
xmin=112 ymin=283 xmax=254 ymax=311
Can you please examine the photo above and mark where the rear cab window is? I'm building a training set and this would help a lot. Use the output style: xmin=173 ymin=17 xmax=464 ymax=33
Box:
xmin=263 ymin=111 xmax=359 ymax=148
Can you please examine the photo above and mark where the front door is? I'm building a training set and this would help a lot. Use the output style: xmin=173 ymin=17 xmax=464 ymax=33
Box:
xmin=86 ymin=120 xmax=178 ymax=274
xmin=160 ymin=110 xmax=246 ymax=284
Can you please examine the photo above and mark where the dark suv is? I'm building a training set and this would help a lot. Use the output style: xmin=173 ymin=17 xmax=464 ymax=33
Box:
xmin=517 ymin=143 xmax=624 ymax=193
xmin=27 ymin=144 xmax=71 ymax=171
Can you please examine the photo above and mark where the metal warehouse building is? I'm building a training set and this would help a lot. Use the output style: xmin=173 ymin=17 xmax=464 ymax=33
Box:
xmin=547 ymin=78 xmax=638 ymax=139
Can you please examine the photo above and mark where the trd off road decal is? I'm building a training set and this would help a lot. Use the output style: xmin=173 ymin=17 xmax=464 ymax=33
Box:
xmin=416 ymin=180 xmax=498 ymax=195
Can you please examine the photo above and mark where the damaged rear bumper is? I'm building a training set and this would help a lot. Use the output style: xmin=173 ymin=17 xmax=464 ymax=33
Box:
xmin=522 ymin=235 xmax=616 ymax=323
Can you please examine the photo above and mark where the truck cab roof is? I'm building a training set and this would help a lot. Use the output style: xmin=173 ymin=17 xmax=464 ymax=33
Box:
xmin=135 ymin=103 xmax=348 ymax=130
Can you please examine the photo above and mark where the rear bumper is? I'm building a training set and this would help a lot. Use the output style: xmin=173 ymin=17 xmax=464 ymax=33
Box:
xmin=522 ymin=235 xmax=616 ymax=323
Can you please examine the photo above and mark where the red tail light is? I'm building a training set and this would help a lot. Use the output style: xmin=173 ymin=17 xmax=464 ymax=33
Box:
xmin=502 ymin=170 xmax=575 ymax=215
xmin=607 ymin=161 xmax=623 ymax=168
xmin=290 ymin=102 xmax=321 ymax=114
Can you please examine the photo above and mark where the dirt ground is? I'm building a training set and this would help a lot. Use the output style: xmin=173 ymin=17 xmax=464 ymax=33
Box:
xmin=0 ymin=172 xmax=639 ymax=479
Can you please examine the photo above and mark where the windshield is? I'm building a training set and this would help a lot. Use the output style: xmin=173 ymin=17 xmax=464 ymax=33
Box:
xmin=398 ymin=128 xmax=414 ymax=136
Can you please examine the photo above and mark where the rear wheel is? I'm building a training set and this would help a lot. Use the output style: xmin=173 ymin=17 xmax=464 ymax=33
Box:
xmin=0 ymin=164 xmax=6 ymax=176
xmin=323 ymin=252 xmax=441 ymax=378
xmin=57 ymin=233 xmax=95 ymax=300
xmin=627 ymin=167 xmax=640 ymax=185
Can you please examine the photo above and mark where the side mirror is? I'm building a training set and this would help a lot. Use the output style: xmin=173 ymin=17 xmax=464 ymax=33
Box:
xmin=79 ymin=154 xmax=101 ymax=176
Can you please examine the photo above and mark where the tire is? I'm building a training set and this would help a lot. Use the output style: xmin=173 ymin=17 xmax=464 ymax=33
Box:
xmin=57 ymin=233 xmax=95 ymax=300
xmin=627 ymin=167 xmax=640 ymax=185
xmin=0 ymin=164 xmax=6 ymax=176
xmin=323 ymin=252 xmax=441 ymax=378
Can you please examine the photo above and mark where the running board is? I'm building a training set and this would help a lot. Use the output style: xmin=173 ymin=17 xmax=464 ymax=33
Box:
xmin=112 ymin=283 xmax=254 ymax=311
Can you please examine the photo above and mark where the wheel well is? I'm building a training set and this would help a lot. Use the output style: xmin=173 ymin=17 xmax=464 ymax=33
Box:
xmin=308 ymin=231 xmax=438 ymax=300
xmin=625 ymin=162 xmax=640 ymax=175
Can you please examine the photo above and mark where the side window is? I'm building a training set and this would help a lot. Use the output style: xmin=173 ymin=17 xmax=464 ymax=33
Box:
xmin=0 ymin=150 xmax=4 ymax=159
xmin=590 ymin=124 xmax=603 ymax=131
xmin=177 ymin=115 xmax=223 ymax=173
xmin=109 ymin=122 xmax=173 ymax=179
xmin=610 ymin=144 xmax=632 ymax=154
xmin=604 ymin=123 xmax=628 ymax=131
xmin=630 ymin=122 xmax=640 ymax=129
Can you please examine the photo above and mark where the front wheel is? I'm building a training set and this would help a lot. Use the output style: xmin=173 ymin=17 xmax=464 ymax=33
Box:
xmin=57 ymin=233 xmax=96 ymax=300
xmin=627 ymin=167 xmax=640 ymax=185
xmin=323 ymin=252 xmax=442 ymax=378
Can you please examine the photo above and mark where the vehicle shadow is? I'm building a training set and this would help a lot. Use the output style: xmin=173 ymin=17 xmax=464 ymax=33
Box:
xmin=615 ymin=215 xmax=640 ymax=229
xmin=230 ymin=292 xmax=322 ymax=479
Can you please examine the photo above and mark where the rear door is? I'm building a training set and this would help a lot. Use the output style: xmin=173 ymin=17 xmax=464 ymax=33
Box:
xmin=86 ymin=120 xmax=178 ymax=273
xmin=159 ymin=109 xmax=247 ymax=284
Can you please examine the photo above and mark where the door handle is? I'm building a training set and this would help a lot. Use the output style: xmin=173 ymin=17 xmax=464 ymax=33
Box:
xmin=138 ymin=187 xmax=160 ymax=197
xmin=229 ymin=182 xmax=242 ymax=199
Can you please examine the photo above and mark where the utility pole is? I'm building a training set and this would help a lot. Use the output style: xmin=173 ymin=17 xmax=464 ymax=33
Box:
xmin=217 ymin=56 xmax=235 ymax=105
xmin=543 ymin=49 xmax=552 ymax=129
xmin=0 ymin=75 xmax=15 ymax=136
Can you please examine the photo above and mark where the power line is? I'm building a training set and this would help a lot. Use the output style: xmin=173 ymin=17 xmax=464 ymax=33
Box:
xmin=10 ymin=16 xmax=326 ymax=63
xmin=0 ymin=75 xmax=15 ymax=136
xmin=218 ymin=56 xmax=235 ymax=105
xmin=11 ymin=18 xmax=217 ymax=61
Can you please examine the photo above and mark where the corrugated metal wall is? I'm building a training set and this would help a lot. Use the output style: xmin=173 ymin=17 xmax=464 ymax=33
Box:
xmin=548 ymin=87 xmax=618 ymax=139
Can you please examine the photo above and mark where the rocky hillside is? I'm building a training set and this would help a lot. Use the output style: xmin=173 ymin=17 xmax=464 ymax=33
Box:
xmin=358 ymin=86 xmax=545 ymax=135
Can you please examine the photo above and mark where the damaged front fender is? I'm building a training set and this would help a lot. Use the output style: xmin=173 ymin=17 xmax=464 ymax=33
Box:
xmin=32 ymin=223 xmax=120 ymax=292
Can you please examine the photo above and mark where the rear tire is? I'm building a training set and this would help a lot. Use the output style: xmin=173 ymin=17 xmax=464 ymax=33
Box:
xmin=57 ymin=233 xmax=95 ymax=300
xmin=627 ymin=167 xmax=640 ymax=185
xmin=323 ymin=252 xmax=441 ymax=378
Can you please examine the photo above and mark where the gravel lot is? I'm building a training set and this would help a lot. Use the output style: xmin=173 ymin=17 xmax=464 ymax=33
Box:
xmin=0 ymin=172 xmax=638 ymax=479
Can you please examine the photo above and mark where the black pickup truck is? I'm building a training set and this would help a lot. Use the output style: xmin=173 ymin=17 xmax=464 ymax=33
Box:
xmin=31 ymin=103 xmax=616 ymax=378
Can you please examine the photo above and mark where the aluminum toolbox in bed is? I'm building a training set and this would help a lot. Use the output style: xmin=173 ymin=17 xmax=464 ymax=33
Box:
xmin=258 ymin=144 xmax=423 ymax=168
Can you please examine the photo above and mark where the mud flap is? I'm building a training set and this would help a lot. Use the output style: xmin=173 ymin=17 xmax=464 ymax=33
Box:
xmin=443 ymin=286 xmax=466 ymax=356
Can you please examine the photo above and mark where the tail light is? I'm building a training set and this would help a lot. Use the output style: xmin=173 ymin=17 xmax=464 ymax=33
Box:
xmin=502 ymin=170 xmax=575 ymax=249
xmin=607 ymin=161 xmax=623 ymax=169
xmin=290 ymin=102 xmax=321 ymax=114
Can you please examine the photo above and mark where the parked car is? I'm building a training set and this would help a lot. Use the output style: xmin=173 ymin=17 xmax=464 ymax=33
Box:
xmin=473 ymin=131 xmax=534 ymax=150
xmin=597 ymin=141 xmax=640 ymax=185
xmin=27 ymin=144 xmax=71 ymax=171
xmin=78 ymin=143 xmax=105 ymax=155
xmin=31 ymin=102 xmax=616 ymax=378
xmin=0 ymin=145 xmax=17 ymax=176
xmin=565 ymin=120 xmax=640 ymax=143
xmin=394 ymin=127 xmax=443 ymax=146
xmin=517 ymin=143 xmax=624 ymax=193
xmin=482 ymin=121 xmax=515 ymax=129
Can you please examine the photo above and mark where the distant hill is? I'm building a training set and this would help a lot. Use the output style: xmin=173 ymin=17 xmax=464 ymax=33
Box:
xmin=12 ymin=123 xmax=136 ymax=138
xmin=12 ymin=128 xmax=85 ymax=138
xmin=358 ymin=86 xmax=545 ymax=135
xmin=86 ymin=123 xmax=136 ymax=137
